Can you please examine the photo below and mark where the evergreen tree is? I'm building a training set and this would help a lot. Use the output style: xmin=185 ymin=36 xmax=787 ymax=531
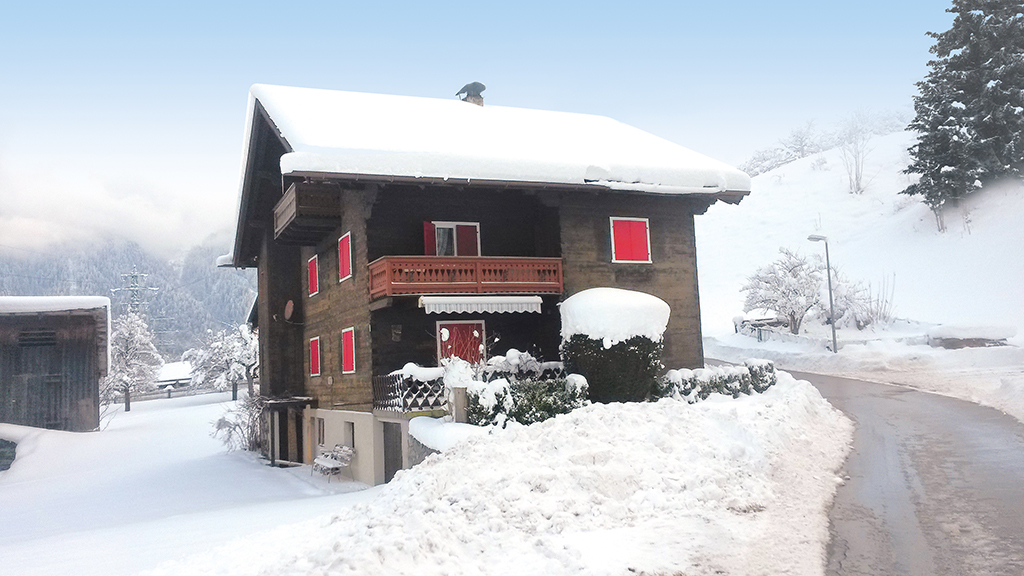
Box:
xmin=903 ymin=0 xmax=1024 ymax=224
xmin=103 ymin=310 xmax=163 ymax=411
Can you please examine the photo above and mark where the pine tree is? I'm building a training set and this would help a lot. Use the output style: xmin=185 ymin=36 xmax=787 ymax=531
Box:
xmin=903 ymin=0 xmax=1024 ymax=226
xmin=104 ymin=310 xmax=163 ymax=411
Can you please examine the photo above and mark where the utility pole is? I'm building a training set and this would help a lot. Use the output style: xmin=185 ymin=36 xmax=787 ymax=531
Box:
xmin=111 ymin=265 xmax=159 ymax=313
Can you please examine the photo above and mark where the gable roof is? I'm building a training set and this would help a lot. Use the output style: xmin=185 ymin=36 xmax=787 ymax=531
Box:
xmin=244 ymin=84 xmax=751 ymax=195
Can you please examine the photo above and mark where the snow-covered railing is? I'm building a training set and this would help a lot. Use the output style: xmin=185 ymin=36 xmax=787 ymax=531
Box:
xmin=368 ymin=256 xmax=562 ymax=301
xmin=372 ymin=374 xmax=447 ymax=412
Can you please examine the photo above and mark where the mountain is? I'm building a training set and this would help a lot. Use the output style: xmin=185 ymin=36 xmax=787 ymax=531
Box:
xmin=0 ymin=239 xmax=256 ymax=358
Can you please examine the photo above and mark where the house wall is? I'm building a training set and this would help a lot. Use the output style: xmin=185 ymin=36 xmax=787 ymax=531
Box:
xmin=555 ymin=191 xmax=711 ymax=369
xmin=0 ymin=313 xmax=103 ymax=431
xmin=257 ymin=231 xmax=305 ymax=397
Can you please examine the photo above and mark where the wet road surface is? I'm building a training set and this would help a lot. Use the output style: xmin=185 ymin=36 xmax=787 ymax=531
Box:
xmin=794 ymin=371 xmax=1024 ymax=575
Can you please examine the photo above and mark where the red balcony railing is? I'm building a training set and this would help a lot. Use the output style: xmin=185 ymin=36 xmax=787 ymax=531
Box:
xmin=368 ymin=256 xmax=563 ymax=301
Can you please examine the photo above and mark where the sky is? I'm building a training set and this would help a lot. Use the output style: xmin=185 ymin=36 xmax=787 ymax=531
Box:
xmin=0 ymin=1 xmax=953 ymax=258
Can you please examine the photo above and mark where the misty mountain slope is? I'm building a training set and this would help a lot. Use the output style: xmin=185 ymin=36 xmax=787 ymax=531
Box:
xmin=0 ymin=240 xmax=255 ymax=357
xmin=696 ymin=131 xmax=1024 ymax=336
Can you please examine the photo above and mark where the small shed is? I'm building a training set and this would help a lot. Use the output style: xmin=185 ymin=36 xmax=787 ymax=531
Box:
xmin=0 ymin=297 xmax=110 ymax=431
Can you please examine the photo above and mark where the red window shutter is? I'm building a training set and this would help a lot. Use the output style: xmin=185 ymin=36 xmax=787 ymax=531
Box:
xmin=612 ymin=219 xmax=633 ymax=261
xmin=455 ymin=224 xmax=479 ymax=257
xmin=338 ymin=234 xmax=352 ymax=281
xmin=310 ymin=338 xmax=321 ymax=376
xmin=423 ymin=222 xmax=436 ymax=255
xmin=341 ymin=328 xmax=355 ymax=373
xmin=307 ymin=255 xmax=319 ymax=296
xmin=631 ymin=220 xmax=650 ymax=262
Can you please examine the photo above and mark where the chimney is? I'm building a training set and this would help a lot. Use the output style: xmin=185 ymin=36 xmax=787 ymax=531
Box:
xmin=456 ymin=82 xmax=485 ymax=106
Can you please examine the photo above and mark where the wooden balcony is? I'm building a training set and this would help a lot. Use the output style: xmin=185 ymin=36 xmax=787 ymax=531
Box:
xmin=368 ymin=256 xmax=563 ymax=301
xmin=273 ymin=182 xmax=341 ymax=245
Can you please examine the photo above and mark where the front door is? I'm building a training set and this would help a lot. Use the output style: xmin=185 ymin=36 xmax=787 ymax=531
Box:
xmin=436 ymin=321 xmax=485 ymax=363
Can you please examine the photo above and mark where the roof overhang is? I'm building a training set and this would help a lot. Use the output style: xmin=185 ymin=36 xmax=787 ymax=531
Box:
xmin=418 ymin=295 xmax=543 ymax=314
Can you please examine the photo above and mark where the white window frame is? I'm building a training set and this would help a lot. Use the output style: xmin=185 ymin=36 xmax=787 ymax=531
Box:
xmin=609 ymin=216 xmax=653 ymax=264
xmin=309 ymin=336 xmax=321 ymax=377
xmin=307 ymin=254 xmax=320 ymax=296
xmin=431 ymin=221 xmax=481 ymax=257
xmin=435 ymin=320 xmax=487 ymax=362
xmin=341 ymin=326 xmax=356 ymax=375
xmin=338 ymin=232 xmax=353 ymax=283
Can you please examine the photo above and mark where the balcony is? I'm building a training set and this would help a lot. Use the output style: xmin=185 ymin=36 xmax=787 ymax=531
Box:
xmin=273 ymin=182 xmax=341 ymax=245
xmin=368 ymin=256 xmax=563 ymax=301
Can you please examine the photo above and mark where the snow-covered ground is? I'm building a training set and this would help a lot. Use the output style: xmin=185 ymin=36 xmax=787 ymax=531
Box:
xmin=696 ymin=131 xmax=1024 ymax=421
xmin=0 ymin=393 xmax=373 ymax=576
xmin=1 ymin=379 xmax=851 ymax=575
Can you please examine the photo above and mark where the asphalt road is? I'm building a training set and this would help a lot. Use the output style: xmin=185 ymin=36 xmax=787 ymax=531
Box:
xmin=794 ymin=370 xmax=1024 ymax=575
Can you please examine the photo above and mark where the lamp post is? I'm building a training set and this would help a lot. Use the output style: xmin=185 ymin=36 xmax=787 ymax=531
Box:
xmin=808 ymin=234 xmax=838 ymax=354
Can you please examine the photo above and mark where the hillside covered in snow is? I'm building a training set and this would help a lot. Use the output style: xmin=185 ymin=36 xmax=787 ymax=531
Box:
xmin=697 ymin=130 xmax=1024 ymax=339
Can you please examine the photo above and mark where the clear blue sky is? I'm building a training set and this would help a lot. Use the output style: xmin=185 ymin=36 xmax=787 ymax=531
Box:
xmin=0 ymin=0 xmax=953 ymax=256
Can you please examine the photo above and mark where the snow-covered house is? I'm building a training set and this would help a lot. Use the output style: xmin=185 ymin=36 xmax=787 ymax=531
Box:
xmin=224 ymin=84 xmax=750 ymax=483
xmin=0 ymin=296 xmax=110 ymax=431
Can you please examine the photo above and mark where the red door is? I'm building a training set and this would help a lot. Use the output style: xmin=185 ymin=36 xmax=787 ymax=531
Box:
xmin=437 ymin=322 xmax=485 ymax=363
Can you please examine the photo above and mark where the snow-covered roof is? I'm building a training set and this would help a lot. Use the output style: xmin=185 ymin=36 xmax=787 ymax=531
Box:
xmin=0 ymin=296 xmax=110 ymax=314
xmin=157 ymin=361 xmax=193 ymax=383
xmin=246 ymin=84 xmax=751 ymax=195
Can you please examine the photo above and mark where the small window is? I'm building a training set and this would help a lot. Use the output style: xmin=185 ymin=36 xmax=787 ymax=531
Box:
xmin=307 ymin=254 xmax=320 ymax=296
xmin=309 ymin=337 xmax=321 ymax=377
xmin=610 ymin=217 xmax=651 ymax=263
xmin=341 ymin=327 xmax=356 ymax=374
xmin=317 ymin=417 xmax=326 ymax=447
xmin=423 ymin=221 xmax=480 ymax=256
xmin=338 ymin=232 xmax=352 ymax=283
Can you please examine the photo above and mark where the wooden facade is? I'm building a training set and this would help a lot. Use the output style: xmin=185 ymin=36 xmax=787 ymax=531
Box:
xmin=0 ymin=305 xmax=108 ymax=432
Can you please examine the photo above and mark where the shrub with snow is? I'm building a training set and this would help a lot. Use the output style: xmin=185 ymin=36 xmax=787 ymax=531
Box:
xmin=466 ymin=375 xmax=588 ymax=427
xmin=658 ymin=360 xmax=778 ymax=402
xmin=560 ymin=288 xmax=669 ymax=403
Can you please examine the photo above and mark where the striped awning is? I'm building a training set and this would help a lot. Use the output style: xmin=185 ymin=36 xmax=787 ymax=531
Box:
xmin=418 ymin=296 xmax=543 ymax=314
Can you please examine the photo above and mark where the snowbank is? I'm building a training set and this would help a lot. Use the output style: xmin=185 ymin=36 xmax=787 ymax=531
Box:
xmin=407 ymin=417 xmax=489 ymax=452
xmin=926 ymin=324 xmax=1017 ymax=340
xmin=560 ymin=287 xmax=670 ymax=347
xmin=0 ymin=295 xmax=110 ymax=313
xmin=151 ymin=373 xmax=852 ymax=576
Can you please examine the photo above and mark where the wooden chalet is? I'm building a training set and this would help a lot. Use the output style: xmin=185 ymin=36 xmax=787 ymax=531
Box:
xmin=0 ymin=297 xmax=109 ymax=432
xmin=226 ymin=84 xmax=750 ymax=483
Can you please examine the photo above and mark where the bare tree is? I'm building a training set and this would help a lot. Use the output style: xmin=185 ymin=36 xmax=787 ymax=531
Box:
xmin=838 ymin=111 xmax=875 ymax=194
xmin=742 ymin=248 xmax=824 ymax=335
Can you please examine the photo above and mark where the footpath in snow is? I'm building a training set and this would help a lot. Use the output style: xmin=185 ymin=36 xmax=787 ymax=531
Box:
xmin=151 ymin=373 xmax=852 ymax=576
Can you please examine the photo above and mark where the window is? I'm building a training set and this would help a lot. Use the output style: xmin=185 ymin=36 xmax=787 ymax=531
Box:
xmin=307 ymin=254 xmax=319 ymax=296
xmin=341 ymin=327 xmax=355 ymax=374
xmin=423 ymin=221 xmax=480 ymax=256
xmin=317 ymin=417 xmax=325 ymax=447
xmin=309 ymin=337 xmax=321 ymax=376
xmin=338 ymin=232 xmax=352 ymax=283
xmin=610 ymin=217 xmax=651 ymax=263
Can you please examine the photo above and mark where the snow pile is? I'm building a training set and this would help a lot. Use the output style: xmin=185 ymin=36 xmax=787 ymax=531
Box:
xmin=391 ymin=362 xmax=446 ymax=382
xmin=0 ymin=295 xmax=110 ymax=313
xmin=926 ymin=324 xmax=1017 ymax=340
xmin=246 ymin=85 xmax=750 ymax=196
xmin=560 ymin=287 xmax=670 ymax=347
xmin=465 ymin=378 xmax=511 ymax=413
xmin=152 ymin=373 xmax=852 ymax=576
xmin=407 ymin=417 xmax=490 ymax=453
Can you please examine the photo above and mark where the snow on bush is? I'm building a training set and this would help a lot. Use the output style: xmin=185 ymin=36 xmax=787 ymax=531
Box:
xmin=153 ymin=371 xmax=853 ymax=576
xmin=559 ymin=287 xmax=670 ymax=348
xmin=659 ymin=360 xmax=778 ymax=402
xmin=467 ymin=375 xmax=588 ymax=427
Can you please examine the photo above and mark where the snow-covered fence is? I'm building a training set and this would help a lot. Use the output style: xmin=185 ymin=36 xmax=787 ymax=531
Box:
xmin=738 ymin=323 xmax=832 ymax=349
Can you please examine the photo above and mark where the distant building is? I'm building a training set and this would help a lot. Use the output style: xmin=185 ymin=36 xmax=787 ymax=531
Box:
xmin=224 ymin=84 xmax=751 ymax=483
xmin=0 ymin=297 xmax=110 ymax=431
xmin=155 ymin=361 xmax=193 ymax=389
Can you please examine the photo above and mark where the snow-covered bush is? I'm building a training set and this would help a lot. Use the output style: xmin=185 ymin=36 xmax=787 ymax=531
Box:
xmin=657 ymin=360 xmax=777 ymax=402
xmin=212 ymin=394 xmax=267 ymax=452
xmin=559 ymin=288 xmax=669 ymax=403
xmin=742 ymin=248 xmax=823 ymax=335
xmin=466 ymin=375 xmax=588 ymax=427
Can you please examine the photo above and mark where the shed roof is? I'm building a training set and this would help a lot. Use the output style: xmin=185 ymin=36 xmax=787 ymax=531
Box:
xmin=244 ymin=84 xmax=751 ymax=195
xmin=0 ymin=296 xmax=110 ymax=315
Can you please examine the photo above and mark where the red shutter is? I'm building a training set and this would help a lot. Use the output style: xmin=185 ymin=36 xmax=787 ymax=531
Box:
xmin=631 ymin=220 xmax=650 ymax=262
xmin=310 ymin=337 xmax=321 ymax=376
xmin=341 ymin=328 xmax=355 ymax=373
xmin=456 ymin=224 xmax=479 ymax=256
xmin=423 ymin=222 xmax=436 ymax=255
xmin=307 ymin=255 xmax=319 ymax=296
xmin=338 ymin=233 xmax=352 ymax=281
xmin=612 ymin=219 xmax=633 ymax=261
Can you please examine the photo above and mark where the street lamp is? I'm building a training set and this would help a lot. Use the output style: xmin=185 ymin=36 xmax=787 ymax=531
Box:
xmin=808 ymin=235 xmax=838 ymax=354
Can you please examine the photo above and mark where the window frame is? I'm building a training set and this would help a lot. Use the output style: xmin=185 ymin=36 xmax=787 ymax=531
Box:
xmin=307 ymin=254 xmax=320 ymax=296
xmin=431 ymin=221 xmax=481 ymax=257
xmin=309 ymin=336 xmax=321 ymax=377
xmin=338 ymin=232 xmax=352 ymax=283
xmin=341 ymin=327 xmax=356 ymax=374
xmin=609 ymin=216 xmax=653 ymax=264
